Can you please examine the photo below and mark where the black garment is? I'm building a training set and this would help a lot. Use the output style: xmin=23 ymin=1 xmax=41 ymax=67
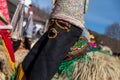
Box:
xmin=12 ymin=39 xmax=21 ymax=52
xmin=24 ymin=37 xmax=31 ymax=50
xmin=22 ymin=20 xmax=83 ymax=80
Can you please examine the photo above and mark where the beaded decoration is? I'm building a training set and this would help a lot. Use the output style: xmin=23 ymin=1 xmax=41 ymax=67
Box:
xmin=65 ymin=40 xmax=89 ymax=60
xmin=57 ymin=37 xmax=112 ymax=80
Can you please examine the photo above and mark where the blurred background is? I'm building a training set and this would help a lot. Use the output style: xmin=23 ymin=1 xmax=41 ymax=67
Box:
xmin=7 ymin=0 xmax=120 ymax=54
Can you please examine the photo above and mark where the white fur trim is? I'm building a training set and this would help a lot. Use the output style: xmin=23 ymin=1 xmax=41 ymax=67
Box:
xmin=0 ymin=25 xmax=12 ymax=29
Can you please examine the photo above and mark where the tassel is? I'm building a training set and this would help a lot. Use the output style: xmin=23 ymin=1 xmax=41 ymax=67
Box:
xmin=84 ymin=0 xmax=89 ymax=13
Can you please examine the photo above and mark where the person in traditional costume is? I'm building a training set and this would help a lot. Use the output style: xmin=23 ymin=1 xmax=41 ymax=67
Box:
xmin=16 ymin=0 xmax=89 ymax=80
xmin=0 ymin=0 xmax=16 ymax=79
xmin=23 ymin=4 xmax=34 ymax=50
xmin=10 ymin=0 xmax=25 ymax=51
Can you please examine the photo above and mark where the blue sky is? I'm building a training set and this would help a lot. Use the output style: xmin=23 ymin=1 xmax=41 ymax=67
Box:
xmin=31 ymin=0 xmax=120 ymax=34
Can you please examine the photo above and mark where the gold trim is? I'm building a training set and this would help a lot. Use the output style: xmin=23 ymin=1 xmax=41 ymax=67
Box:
xmin=48 ymin=28 xmax=58 ymax=38
xmin=52 ymin=0 xmax=56 ymax=5
xmin=16 ymin=64 xmax=26 ymax=80
xmin=2 ymin=40 xmax=15 ymax=70
xmin=55 ymin=20 xmax=65 ymax=30
xmin=49 ymin=19 xmax=54 ymax=26
xmin=55 ymin=20 xmax=71 ymax=32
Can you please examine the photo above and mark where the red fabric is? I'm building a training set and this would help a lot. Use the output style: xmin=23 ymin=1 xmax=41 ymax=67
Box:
xmin=29 ymin=7 xmax=33 ymax=12
xmin=89 ymin=42 xmax=97 ymax=48
xmin=0 ymin=0 xmax=10 ymax=25
xmin=0 ymin=30 xmax=15 ymax=62
xmin=0 ymin=0 xmax=15 ymax=62
xmin=28 ymin=7 xmax=33 ymax=16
